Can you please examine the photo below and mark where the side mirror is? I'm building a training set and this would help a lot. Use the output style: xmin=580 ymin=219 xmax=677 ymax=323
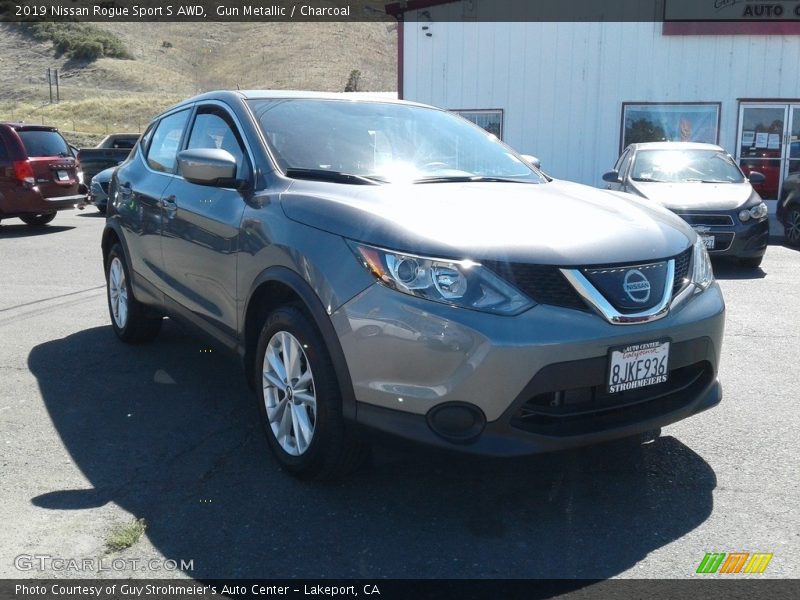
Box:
xmin=602 ymin=170 xmax=621 ymax=183
xmin=520 ymin=154 xmax=541 ymax=170
xmin=747 ymin=171 xmax=766 ymax=185
xmin=177 ymin=148 xmax=239 ymax=187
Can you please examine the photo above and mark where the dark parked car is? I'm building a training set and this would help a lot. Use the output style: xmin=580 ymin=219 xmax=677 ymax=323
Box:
xmin=777 ymin=170 xmax=800 ymax=246
xmin=103 ymin=91 xmax=724 ymax=480
xmin=0 ymin=122 xmax=86 ymax=227
xmin=88 ymin=166 xmax=115 ymax=214
xmin=603 ymin=142 xmax=769 ymax=268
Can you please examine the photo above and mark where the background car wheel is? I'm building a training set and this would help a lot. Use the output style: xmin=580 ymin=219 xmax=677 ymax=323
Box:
xmin=785 ymin=206 xmax=800 ymax=247
xmin=255 ymin=304 xmax=367 ymax=480
xmin=106 ymin=244 xmax=162 ymax=343
xmin=738 ymin=256 xmax=763 ymax=269
xmin=20 ymin=213 xmax=56 ymax=227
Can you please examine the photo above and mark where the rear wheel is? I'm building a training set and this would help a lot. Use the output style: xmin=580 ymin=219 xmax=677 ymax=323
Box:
xmin=785 ymin=206 xmax=800 ymax=247
xmin=20 ymin=213 xmax=56 ymax=227
xmin=106 ymin=244 xmax=162 ymax=343
xmin=255 ymin=305 xmax=367 ymax=480
xmin=738 ymin=256 xmax=764 ymax=269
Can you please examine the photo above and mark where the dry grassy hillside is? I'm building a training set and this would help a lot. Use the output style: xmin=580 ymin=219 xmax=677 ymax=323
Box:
xmin=0 ymin=21 xmax=396 ymax=143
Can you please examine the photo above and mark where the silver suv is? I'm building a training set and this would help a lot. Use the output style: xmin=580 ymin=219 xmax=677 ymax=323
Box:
xmin=102 ymin=91 xmax=725 ymax=479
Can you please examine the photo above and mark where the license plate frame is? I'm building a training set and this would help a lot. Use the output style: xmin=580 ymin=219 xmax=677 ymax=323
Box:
xmin=56 ymin=170 xmax=69 ymax=182
xmin=607 ymin=339 xmax=670 ymax=394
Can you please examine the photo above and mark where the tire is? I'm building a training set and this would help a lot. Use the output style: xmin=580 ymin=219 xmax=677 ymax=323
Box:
xmin=738 ymin=256 xmax=763 ymax=269
xmin=97 ymin=205 xmax=107 ymax=215
xmin=785 ymin=206 xmax=800 ymax=247
xmin=106 ymin=244 xmax=162 ymax=343
xmin=20 ymin=213 xmax=56 ymax=226
xmin=254 ymin=304 xmax=367 ymax=480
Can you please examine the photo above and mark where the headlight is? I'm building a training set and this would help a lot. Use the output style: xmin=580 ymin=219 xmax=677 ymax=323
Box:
xmin=739 ymin=202 xmax=768 ymax=222
xmin=351 ymin=243 xmax=534 ymax=315
xmin=691 ymin=238 xmax=714 ymax=291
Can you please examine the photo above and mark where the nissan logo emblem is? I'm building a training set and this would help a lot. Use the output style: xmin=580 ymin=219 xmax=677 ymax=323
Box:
xmin=623 ymin=269 xmax=651 ymax=303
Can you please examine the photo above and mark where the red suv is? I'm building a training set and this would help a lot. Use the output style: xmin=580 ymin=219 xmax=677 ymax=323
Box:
xmin=0 ymin=123 xmax=86 ymax=227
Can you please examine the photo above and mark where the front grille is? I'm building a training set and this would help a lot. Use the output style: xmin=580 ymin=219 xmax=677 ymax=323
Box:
xmin=485 ymin=247 xmax=694 ymax=314
xmin=481 ymin=262 xmax=588 ymax=311
xmin=511 ymin=361 xmax=712 ymax=437
xmin=677 ymin=213 xmax=734 ymax=227
xmin=672 ymin=247 xmax=692 ymax=295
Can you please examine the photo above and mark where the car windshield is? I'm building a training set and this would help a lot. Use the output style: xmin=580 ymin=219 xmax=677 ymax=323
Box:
xmin=18 ymin=130 xmax=71 ymax=158
xmin=247 ymin=98 xmax=546 ymax=184
xmin=630 ymin=149 xmax=745 ymax=183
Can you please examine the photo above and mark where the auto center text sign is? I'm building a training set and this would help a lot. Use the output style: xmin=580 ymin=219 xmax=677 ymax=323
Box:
xmin=665 ymin=0 xmax=800 ymax=20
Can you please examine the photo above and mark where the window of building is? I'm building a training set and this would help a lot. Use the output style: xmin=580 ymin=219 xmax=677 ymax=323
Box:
xmin=620 ymin=103 xmax=720 ymax=153
xmin=452 ymin=109 xmax=504 ymax=140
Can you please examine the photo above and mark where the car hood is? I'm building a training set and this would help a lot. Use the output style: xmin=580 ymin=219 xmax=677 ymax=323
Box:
xmin=630 ymin=181 xmax=755 ymax=211
xmin=280 ymin=178 xmax=694 ymax=265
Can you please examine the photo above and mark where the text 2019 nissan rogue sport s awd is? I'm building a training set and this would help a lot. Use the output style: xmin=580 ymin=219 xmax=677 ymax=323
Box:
xmin=102 ymin=91 xmax=725 ymax=479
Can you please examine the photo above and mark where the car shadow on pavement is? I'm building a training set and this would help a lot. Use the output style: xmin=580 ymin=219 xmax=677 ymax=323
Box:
xmin=0 ymin=224 xmax=75 ymax=237
xmin=76 ymin=212 xmax=105 ymax=218
xmin=28 ymin=323 xmax=717 ymax=579
xmin=710 ymin=258 xmax=767 ymax=280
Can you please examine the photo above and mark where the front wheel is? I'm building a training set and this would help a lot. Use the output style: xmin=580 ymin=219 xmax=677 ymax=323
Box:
xmin=785 ymin=206 xmax=800 ymax=247
xmin=20 ymin=213 xmax=56 ymax=226
xmin=255 ymin=305 xmax=367 ymax=480
xmin=106 ymin=244 xmax=162 ymax=343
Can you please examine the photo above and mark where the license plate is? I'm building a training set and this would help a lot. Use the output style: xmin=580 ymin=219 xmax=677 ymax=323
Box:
xmin=56 ymin=170 xmax=69 ymax=181
xmin=701 ymin=235 xmax=715 ymax=250
xmin=608 ymin=340 xmax=670 ymax=394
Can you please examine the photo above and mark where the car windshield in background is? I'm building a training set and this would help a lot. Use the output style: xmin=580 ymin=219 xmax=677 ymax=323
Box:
xmin=631 ymin=149 xmax=745 ymax=184
xmin=18 ymin=130 xmax=70 ymax=158
xmin=247 ymin=98 xmax=545 ymax=184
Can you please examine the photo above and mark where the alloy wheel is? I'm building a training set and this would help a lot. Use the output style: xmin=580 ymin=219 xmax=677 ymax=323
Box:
xmin=262 ymin=331 xmax=317 ymax=456
xmin=108 ymin=257 xmax=129 ymax=329
xmin=786 ymin=209 xmax=800 ymax=245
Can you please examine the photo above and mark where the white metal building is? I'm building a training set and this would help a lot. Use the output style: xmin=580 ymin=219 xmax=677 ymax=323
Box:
xmin=390 ymin=0 xmax=800 ymax=201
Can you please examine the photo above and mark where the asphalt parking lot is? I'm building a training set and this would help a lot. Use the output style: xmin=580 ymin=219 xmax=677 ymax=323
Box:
xmin=0 ymin=208 xmax=798 ymax=580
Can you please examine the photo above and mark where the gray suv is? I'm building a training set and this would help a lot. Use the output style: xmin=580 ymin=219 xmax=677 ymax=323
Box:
xmin=103 ymin=91 xmax=725 ymax=479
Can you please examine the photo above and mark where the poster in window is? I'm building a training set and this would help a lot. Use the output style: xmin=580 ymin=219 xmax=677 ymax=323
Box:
xmin=452 ymin=109 xmax=503 ymax=140
xmin=620 ymin=103 xmax=720 ymax=153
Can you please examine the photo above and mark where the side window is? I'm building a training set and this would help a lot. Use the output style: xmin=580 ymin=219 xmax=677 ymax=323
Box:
xmin=146 ymin=109 xmax=190 ymax=173
xmin=186 ymin=107 xmax=250 ymax=180
xmin=137 ymin=123 xmax=156 ymax=159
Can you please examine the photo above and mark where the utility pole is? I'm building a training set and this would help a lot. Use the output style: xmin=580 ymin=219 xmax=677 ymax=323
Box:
xmin=55 ymin=69 xmax=60 ymax=102
xmin=46 ymin=68 xmax=53 ymax=104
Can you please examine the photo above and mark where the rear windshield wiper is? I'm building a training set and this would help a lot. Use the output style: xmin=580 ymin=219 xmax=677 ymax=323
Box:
xmin=284 ymin=168 xmax=383 ymax=185
xmin=413 ymin=175 xmax=535 ymax=184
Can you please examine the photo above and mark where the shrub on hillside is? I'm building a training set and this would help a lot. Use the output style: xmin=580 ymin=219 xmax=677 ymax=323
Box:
xmin=17 ymin=23 xmax=133 ymax=61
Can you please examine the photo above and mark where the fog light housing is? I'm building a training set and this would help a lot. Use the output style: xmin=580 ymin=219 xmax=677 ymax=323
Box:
xmin=427 ymin=403 xmax=486 ymax=444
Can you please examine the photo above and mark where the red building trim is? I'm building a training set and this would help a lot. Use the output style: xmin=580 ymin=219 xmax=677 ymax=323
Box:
xmin=663 ymin=21 xmax=800 ymax=35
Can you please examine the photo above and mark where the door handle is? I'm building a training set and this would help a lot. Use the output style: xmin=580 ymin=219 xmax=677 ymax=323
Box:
xmin=161 ymin=195 xmax=177 ymax=218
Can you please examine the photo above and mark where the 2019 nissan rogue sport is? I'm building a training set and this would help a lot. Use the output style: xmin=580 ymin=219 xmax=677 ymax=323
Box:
xmin=102 ymin=91 xmax=725 ymax=479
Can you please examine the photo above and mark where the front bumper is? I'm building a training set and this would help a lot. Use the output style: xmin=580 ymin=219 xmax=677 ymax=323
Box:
xmin=332 ymin=279 xmax=725 ymax=456
xmin=676 ymin=210 xmax=769 ymax=259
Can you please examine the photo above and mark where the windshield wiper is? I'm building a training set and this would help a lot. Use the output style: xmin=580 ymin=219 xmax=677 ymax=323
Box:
xmin=632 ymin=177 xmax=666 ymax=183
xmin=684 ymin=178 xmax=731 ymax=184
xmin=413 ymin=175 xmax=534 ymax=184
xmin=284 ymin=168 xmax=383 ymax=185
